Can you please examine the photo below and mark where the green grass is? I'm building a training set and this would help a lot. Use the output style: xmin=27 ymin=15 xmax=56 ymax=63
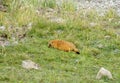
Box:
xmin=0 ymin=0 xmax=120 ymax=83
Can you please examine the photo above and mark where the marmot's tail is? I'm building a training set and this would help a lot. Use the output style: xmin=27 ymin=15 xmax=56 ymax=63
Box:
xmin=73 ymin=48 xmax=80 ymax=54
xmin=76 ymin=51 xmax=80 ymax=54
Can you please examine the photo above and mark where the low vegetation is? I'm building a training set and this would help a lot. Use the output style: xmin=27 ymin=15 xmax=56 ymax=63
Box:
xmin=0 ymin=0 xmax=120 ymax=83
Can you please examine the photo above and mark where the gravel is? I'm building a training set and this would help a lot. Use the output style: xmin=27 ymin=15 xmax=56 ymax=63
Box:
xmin=56 ymin=0 xmax=120 ymax=16
xmin=76 ymin=0 xmax=120 ymax=16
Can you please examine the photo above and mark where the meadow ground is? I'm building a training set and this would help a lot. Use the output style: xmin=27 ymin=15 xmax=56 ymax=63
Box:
xmin=0 ymin=0 xmax=120 ymax=83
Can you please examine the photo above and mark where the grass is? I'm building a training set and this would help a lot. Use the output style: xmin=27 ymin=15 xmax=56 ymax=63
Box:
xmin=0 ymin=0 xmax=120 ymax=83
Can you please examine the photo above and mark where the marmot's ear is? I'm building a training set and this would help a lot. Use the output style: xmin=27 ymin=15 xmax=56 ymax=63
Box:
xmin=76 ymin=51 xmax=80 ymax=54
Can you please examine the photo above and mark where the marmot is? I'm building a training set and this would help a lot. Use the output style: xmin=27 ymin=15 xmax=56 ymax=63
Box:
xmin=48 ymin=39 xmax=80 ymax=54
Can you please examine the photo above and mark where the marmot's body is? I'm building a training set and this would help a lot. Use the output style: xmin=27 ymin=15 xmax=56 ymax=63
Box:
xmin=48 ymin=39 xmax=80 ymax=54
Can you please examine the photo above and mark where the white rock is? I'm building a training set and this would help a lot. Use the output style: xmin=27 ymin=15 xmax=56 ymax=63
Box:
xmin=46 ymin=8 xmax=56 ymax=13
xmin=22 ymin=60 xmax=40 ymax=70
xmin=27 ymin=22 xmax=32 ymax=30
xmin=105 ymin=35 xmax=111 ymax=39
xmin=49 ymin=17 xmax=65 ymax=23
xmin=97 ymin=44 xmax=103 ymax=49
xmin=96 ymin=67 xmax=113 ymax=80
xmin=0 ymin=26 xmax=5 ymax=31
xmin=4 ymin=41 xmax=10 ymax=46
xmin=89 ymin=22 xmax=97 ymax=27
xmin=0 ymin=41 xmax=4 ymax=47
xmin=0 ymin=40 xmax=10 ymax=47
xmin=114 ymin=49 xmax=120 ymax=54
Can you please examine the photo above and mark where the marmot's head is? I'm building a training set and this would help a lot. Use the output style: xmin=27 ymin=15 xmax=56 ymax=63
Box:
xmin=48 ymin=41 xmax=52 ymax=48
xmin=48 ymin=39 xmax=59 ymax=48
xmin=48 ymin=40 xmax=55 ymax=48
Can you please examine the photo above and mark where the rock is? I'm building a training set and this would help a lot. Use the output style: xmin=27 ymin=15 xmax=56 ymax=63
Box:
xmin=22 ymin=60 xmax=40 ymax=70
xmin=89 ymin=22 xmax=97 ymax=27
xmin=0 ymin=5 xmax=7 ymax=12
xmin=0 ymin=40 xmax=10 ymax=47
xmin=113 ymin=49 xmax=120 ymax=54
xmin=27 ymin=22 xmax=32 ymax=30
xmin=0 ymin=41 xmax=4 ymax=47
xmin=49 ymin=17 xmax=65 ymax=23
xmin=75 ymin=59 xmax=80 ymax=63
xmin=97 ymin=44 xmax=103 ymax=49
xmin=46 ymin=8 xmax=57 ymax=13
xmin=4 ymin=41 xmax=10 ymax=46
xmin=0 ymin=26 xmax=5 ymax=31
xmin=105 ymin=35 xmax=111 ymax=39
xmin=96 ymin=67 xmax=113 ymax=80
xmin=12 ymin=41 xmax=18 ymax=45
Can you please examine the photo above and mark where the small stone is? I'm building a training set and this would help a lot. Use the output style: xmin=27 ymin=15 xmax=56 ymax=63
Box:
xmin=89 ymin=22 xmax=97 ymax=27
xmin=4 ymin=41 xmax=10 ymax=46
xmin=22 ymin=60 xmax=40 ymax=70
xmin=75 ymin=59 xmax=80 ymax=63
xmin=0 ymin=26 xmax=5 ymax=31
xmin=108 ymin=18 xmax=113 ymax=22
xmin=13 ymin=41 xmax=18 ymax=45
xmin=105 ymin=35 xmax=111 ymax=39
xmin=46 ymin=8 xmax=56 ymax=13
xmin=49 ymin=17 xmax=65 ymax=23
xmin=0 ymin=40 xmax=10 ymax=47
xmin=0 ymin=5 xmax=7 ymax=12
xmin=74 ymin=67 xmax=77 ymax=70
xmin=97 ymin=44 xmax=103 ymax=49
xmin=114 ymin=49 xmax=120 ymax=54
xmin=0 ymin=41 xmax=4 ymax=47
xmin=96 ymin=67 xmax=113 ymax=80
xmin=27 ymin=22 xmax=32 ymax=30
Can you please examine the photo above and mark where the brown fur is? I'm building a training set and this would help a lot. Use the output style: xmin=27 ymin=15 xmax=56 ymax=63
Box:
xmin=48 ymin=39 xmax=80 ymax=54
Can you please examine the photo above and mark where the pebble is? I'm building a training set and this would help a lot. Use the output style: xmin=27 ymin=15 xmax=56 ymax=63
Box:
xmin=104 ymin=35 xmax=111 ymax=39
xmin=97 ymin=44 xmax=104 ymax=49
xmin=96 ymin=67 xmax=113 ymax=79
xmin=0 ymin=26 xmax=5 ymax=31
xmin=22 ymin=60 xmax=40 ymax=70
